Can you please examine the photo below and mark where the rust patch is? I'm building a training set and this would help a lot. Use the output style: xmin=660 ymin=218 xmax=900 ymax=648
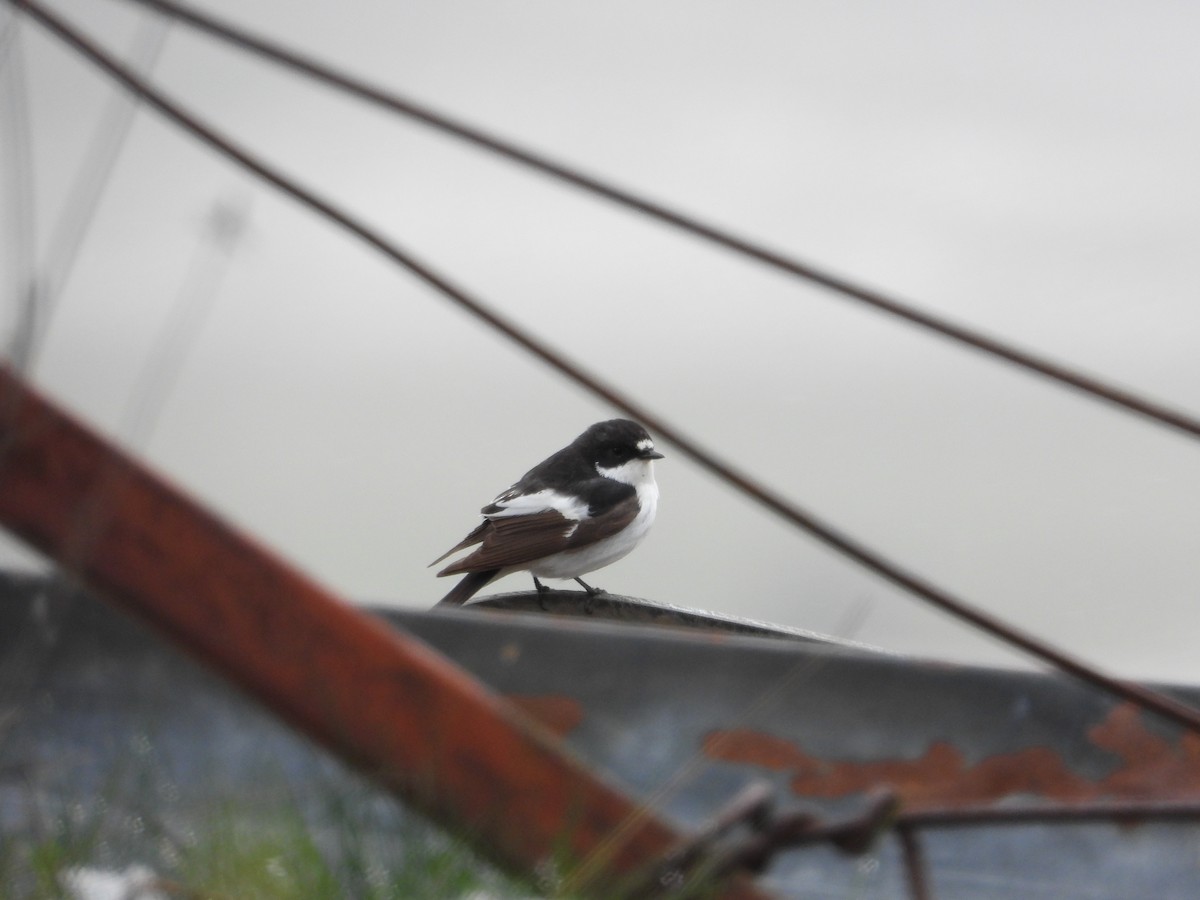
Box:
xmin=507 ymin=694 xmax=586 ymax=738
xmin=1088 ymin=703 xmax=1200 ymax=797
xmin=703 ymin=703 xmax=1200 ymax=808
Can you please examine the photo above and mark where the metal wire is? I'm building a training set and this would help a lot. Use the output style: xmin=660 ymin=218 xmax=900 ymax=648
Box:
xmin=15 ymin=0 xmax=1200 ymax=740
xmin=0 ymin=16 xmax=36 ymax=373
xmin=896 ymin=798 xmax=1200 ymax=900
xmin=774 ymin=796 xmax=1200 ymax=900
xmin=27 ymin=12 xmax=171 ymax=370
xmin=903 ymin=799 xmax=1200 ymax=829
xmin=102 ymin=0 xmax=1200 ymax=446
xmin=896 ymin=826 xmax=932 ymax=900
xmin=119 ymin=193 xmax=251 ymax=450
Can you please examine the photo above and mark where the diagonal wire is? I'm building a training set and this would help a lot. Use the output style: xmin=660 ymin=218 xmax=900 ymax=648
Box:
xmin=0 ymin=8 xmax=20 ymax=66
xmin=0 ymin=13 xmax=36 ymax=373
xmin=119 ymin=191 xmax=251 ymax=450
xmin=101 ymin=0 xmax=1200 ymax=446
xmin=28 ymin=11 xmax=171 ymax=370
xmin=16 ymin=0 xmax=1200 ymax=739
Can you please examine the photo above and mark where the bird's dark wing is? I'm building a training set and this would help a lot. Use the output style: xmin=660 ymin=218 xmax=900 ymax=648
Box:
xmin=428 ymin=519 xmax=490 ymax=568
xmin=430 ymin=484 xmax=577 ymax=569
xmin=436 ymin=509 xmax=578 ymax=575
xmin=567 ymin=491 xmax=641 ymax=544
xmin=436 ymin=492 xmax=640 ymax=576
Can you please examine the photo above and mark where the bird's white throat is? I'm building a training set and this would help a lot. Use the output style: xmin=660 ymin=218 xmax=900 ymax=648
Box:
xmin=596 ymin=457 xmax=657 ymax=488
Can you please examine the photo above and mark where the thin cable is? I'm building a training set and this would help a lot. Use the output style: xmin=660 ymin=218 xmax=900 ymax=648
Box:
xmin=0 ymin=9 xmax=20 ymax=68
xmin=29 ymin=12 xmax=171 ymax=370
xmin=0 ymin=16 xmax=36 ymax=373
xmin=896 ymin=827 xmax=932 ymax=900
xmin=902 ymin=799 xmax=1200 ymax=829
xmin=120 ymin=192 xmax=251 ymax=449
xmin=17 ymin=0 xmax=1200 ymax=739
xmin=102 ymin=0 xmax=1200 ymax=445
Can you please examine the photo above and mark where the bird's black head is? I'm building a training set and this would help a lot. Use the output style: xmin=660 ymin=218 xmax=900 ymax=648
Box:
xmin=576 ymin=419 xmax=664 ymax=468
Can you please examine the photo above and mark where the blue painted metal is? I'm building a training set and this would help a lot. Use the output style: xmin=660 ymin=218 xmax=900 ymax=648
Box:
xmin=4 ymin=573 xmax=1199 ymax=898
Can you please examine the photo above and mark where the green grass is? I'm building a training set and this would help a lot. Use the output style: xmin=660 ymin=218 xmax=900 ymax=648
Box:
xmin=2 ymin=721 xmax=738 ymax=900
xmin=4 ymin=803 xmax=530 ymax=899
xmin=0 ymin=732 xmax=531 ymax=900
xmin=2 ymin=785 xmax=735 ymax=900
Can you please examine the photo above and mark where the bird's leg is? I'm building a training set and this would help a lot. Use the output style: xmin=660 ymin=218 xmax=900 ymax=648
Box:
xmin=574 ymin=576 xmax=605 ymax=595
xmin=532 ymin=576 xmax=550 ymax=610
xmin=574 ymin=577 xmax=606 ymax=614
xmin=575 ymin=577 xmax=608 ymax=606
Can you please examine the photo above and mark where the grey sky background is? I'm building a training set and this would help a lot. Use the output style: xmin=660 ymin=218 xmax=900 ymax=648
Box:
xmin=3 ymin=0 xmax=1199 ymax=680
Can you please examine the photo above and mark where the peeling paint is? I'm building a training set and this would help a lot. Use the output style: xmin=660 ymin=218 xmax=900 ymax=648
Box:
xmin=703 ymin=703 xmax=1200 ymax=808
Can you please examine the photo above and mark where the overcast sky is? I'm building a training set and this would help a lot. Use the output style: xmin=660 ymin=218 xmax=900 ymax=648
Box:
xmin=3 ymin=0 xmax=1199 ymax=681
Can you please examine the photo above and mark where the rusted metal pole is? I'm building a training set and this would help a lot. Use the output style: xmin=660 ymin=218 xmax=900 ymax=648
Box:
xmin=0 ymin=366 xmax=773 ymax=899
xmin=897 ymin=826 xmax=932 ymax=900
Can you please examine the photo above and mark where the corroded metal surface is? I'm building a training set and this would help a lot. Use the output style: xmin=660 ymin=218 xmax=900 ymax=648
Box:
xmin=402 ymin=603 xmax=1200 ymax=897
xmin=703 ymin=703 xmax=1200 ymax=808
xmin=5 ymin=577 xmax=1200 ymax=898
xmin=405 ymin=605 xmax=1200 ymax=814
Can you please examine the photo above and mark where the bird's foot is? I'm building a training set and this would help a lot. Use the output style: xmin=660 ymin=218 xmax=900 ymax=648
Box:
xmin=574 ymin=577 xmax=607 ymax=614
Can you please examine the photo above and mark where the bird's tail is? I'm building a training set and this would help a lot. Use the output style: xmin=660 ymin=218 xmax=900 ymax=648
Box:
xmin=435 ymin=569 xmax=500 ymax=607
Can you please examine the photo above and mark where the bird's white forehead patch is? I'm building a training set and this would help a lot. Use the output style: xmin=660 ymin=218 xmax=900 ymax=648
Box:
xmin=637 ymin=438 xmax=655 ymax=452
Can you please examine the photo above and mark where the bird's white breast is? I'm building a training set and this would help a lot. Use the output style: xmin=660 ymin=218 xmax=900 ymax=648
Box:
xmin=528 ymin=459 xmax=658 ymax=579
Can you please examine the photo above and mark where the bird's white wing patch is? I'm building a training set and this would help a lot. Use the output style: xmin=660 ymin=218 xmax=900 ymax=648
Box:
xmin=488 ymin=488 xmax=589 ymax=521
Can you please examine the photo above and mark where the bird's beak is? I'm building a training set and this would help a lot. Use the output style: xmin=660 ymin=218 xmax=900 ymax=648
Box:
xmin=639 ymin=448 xmax=665 ymax=460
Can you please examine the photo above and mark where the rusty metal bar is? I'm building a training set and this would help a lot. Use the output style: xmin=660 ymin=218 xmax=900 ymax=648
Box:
xmin=897 ymin=826 xmax=932 ymax=900
xmin=0 ymin=366 xmax=773 ymax=899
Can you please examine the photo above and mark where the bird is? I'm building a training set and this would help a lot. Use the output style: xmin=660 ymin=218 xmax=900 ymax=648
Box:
xmin=431 ymin=419 xmax=663 ymax=607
